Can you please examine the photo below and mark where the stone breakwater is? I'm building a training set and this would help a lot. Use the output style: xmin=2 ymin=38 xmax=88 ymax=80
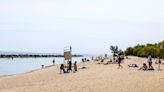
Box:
xmin=0 ymin=54 xmax=83 ymax=58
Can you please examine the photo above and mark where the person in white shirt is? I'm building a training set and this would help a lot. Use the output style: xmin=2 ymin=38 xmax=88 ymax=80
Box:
xmin=147 ymin=55 xmax=152 ymax=68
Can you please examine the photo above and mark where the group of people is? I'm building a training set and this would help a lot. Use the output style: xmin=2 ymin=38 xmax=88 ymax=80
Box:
xmin=60 ymin=61 xmax=78 ymax=74
xmin=58 ymin=54 xmax=162 ymax=74
xmin=82 ymin=58 xmax=90 ymax=62
xmin=113 ymin=54 xmax=163 ymax=71
xmin=139 ymin=55 xmax=162 ymax=71
xmin=94 ymin=55 xmax=124 ymax=69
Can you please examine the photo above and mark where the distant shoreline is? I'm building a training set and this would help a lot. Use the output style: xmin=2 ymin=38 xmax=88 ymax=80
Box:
xmin=0 ymin=54 xmax=83 ymax=58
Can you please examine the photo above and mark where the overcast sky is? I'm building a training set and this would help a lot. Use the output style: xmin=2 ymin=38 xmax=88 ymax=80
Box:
xmin=0 ymin=0 xmax=164 ymax=54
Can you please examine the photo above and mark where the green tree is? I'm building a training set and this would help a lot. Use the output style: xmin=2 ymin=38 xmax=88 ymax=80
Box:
xmin=118 ymin=49 xmax=124 ymax=56
xmin=125 ymin=47 xmax=133 ymax=55
xmin=110 ymin=45 xmax=118 ymax=56
xmin=124 ymin=41 xmax=163 ymax=58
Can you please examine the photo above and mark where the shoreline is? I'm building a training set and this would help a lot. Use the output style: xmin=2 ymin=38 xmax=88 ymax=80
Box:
xmin=0 ymin=60 xmax=84 ymax=78
xmin=0 ymin=65 xmax=54 ymax=78
xmin=0 ymin=56 xmax=164 ymax=92
xmin=0 ymin=56 xmax=85 ymax=77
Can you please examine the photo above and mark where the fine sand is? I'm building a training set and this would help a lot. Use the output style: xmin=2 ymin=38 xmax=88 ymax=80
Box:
xmin=0 ymin=56 xmax=164 ymax=92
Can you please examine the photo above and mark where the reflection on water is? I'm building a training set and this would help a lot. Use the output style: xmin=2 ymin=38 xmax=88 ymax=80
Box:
xmin=0 ymin=57 xmax=83 ymax=76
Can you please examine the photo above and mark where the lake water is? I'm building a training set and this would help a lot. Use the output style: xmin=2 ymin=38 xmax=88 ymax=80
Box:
xmin=0 ymin=57 xmax=84 ymax=76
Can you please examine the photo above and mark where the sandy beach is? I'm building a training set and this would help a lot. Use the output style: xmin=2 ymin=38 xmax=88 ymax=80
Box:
xmin=0 ymin=56 xmax=164 ymax=92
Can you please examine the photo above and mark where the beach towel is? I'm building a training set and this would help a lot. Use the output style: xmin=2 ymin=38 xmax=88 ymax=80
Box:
xmin=147 ymin=68 xmax=155 ymax=71
xmin=128 ymin=64 xmax=138 ymax=68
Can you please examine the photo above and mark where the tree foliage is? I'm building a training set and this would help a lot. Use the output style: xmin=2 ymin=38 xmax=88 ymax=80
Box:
xmin=110 ymin=45 xmax=124 ymax=56
xmin=125 ymin=41 xmax=164 ymax=58
xmin=110 ymin=45 xmax=118 ymax=55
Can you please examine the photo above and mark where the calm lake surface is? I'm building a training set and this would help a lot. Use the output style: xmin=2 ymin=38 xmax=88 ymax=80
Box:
xmin=0 ymin=57 xmax=84 ymax=76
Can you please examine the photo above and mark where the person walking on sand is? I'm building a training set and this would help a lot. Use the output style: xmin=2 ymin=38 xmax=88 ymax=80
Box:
xmin=147 ymin=55 xmax=152 ymax=68
xmin=118 ymin=56 xmax=123 ymax=69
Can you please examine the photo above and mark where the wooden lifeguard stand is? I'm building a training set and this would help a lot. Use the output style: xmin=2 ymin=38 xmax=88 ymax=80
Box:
xmin=63 ymin=46 xmax=72 ymax=64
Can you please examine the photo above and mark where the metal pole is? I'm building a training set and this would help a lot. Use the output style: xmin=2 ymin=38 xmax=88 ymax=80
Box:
xmin=70 ymin=46 xmax=72 ymax=62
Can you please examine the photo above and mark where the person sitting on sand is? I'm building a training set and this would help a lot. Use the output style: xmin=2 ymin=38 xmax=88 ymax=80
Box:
xmin=104 ymin=59 xmax=112 ymax=65
xmin=60 ymin=64 xmax=66 ymax=73
xmin=101 ymin=59 xmax=104 ymax=63
xmin=73 ymin=61 xmax=78 ymax=72
xmin=138 ymin=63 xmax=147 ymax=70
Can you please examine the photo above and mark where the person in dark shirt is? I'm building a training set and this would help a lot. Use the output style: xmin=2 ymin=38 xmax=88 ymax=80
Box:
xmin=52 ymin=59 xmax=55 ymax=65
xmin=60 ymin=64 xmax=66 ymax=73
xmin=67 ymin=61 xmax=72 ymax=73
xmin=158 ymin=57 xmax=162 ymax=71
xmin=118 ymin=56 xmax=123 ymax=69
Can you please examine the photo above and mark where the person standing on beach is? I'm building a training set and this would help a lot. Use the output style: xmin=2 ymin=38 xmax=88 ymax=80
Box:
xmin=147 ymin=55 xmax=152 ymax=68
xmin=52 ymin=59 xmax=55 ymax=65
xmin=67 ymin=61 xmax=72 ymax=73
xmin=118 ymin=56 xmax=123 ymax=69
xmin=73 ymin=61 xmax=78 ymax=72
xmin=158 ymin=57 xmax=162 ymax=71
